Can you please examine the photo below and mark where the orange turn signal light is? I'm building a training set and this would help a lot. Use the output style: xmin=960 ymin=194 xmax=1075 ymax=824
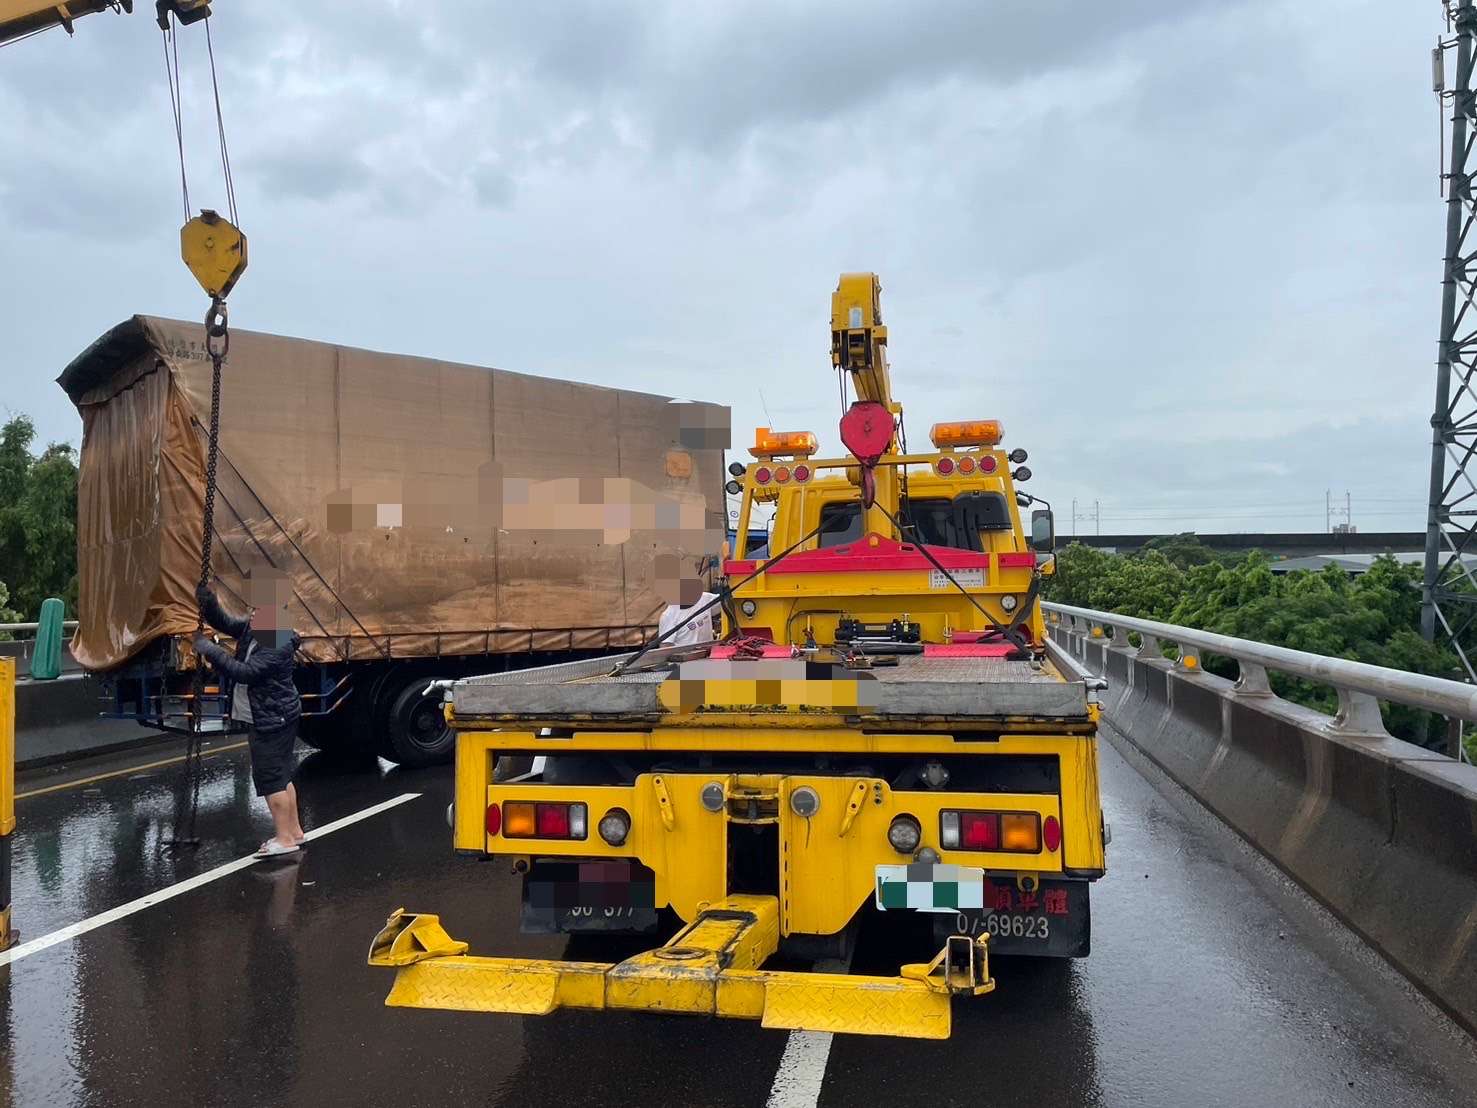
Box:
xmin=1000 ymin=812 xmax=1040 ymax=852
xmin=751 ymin=427 xmax=819 ymax=458
xmin=503 ymin=801 xmax=536 ymax=837
xmin=930 ymin=420 xmax=1003 ymax=448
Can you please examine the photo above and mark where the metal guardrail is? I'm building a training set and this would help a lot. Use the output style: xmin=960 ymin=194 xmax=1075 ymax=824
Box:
xmin=1044 ymin=602 xmax=1477 ymax=751
xmin=0 ymin=622 xmax=78 ymax=634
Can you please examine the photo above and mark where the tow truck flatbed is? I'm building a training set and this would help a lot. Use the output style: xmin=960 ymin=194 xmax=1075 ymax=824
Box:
xmin=448 ymin=644 xmax=1095 ymax=726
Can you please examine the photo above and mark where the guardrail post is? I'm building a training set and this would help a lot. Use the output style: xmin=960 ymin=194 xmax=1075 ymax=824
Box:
xmin=1326 ymin=687 xmax=1392 ymax=739
xmin=1177 ymin=647 xmax=1202 ymax=673
xmin=1136 ymin=633 xmax=1161 ymax=659
xmin=1233 ymin=662 xmax=1275 ymax=698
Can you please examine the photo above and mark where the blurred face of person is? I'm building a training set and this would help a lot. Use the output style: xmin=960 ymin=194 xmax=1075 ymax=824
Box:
xmin=246 ymin=572 xmax=293 ymax=642
xmin=678 ymin=576 xmax=704 ymax=607
xmin=653 ymin=554 xmax=705 ymax=609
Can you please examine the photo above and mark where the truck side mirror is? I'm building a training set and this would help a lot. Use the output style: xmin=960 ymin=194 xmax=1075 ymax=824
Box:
xmin=1029 ymin=509 xmax=1055 ymax=552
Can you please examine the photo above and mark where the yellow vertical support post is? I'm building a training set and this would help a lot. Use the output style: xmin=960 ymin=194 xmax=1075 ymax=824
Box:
xmin=0 ymin=657 xmax=14 ymax=950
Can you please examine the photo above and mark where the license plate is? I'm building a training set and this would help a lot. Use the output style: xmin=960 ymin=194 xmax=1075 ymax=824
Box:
xmin=875 ymin=863 xmax=986 ymax=912
xmin=936 ymin=877 xmax=1091 ymax=958
xmin=954 ymin=911 xmax=1052 ymax=941
xmin=521 ymin=860 xmax=659 ymax=935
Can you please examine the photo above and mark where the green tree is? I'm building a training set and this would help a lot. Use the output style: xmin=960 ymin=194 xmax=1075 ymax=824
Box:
xmin=0 ymin=415 xmax=79 ymax=620
xmin=1139 ymin=532 xmax=1221 ymax=568
xmin=1048 ymin=543 xmax=1463 ymax=749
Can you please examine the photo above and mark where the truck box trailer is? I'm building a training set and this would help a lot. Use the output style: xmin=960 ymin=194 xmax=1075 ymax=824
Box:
xmin=58 ymin=315 xmax=729 ymax=765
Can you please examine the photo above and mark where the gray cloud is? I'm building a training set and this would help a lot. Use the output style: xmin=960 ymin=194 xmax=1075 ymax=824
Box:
xmin=0 ymin=0 xmax=1445 ymax=538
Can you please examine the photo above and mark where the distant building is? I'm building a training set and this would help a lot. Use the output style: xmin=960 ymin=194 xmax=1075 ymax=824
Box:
xmin=1268 ymin=552 xmax=1476 ymax=575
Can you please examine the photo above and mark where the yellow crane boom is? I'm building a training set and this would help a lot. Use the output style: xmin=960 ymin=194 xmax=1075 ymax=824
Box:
xmin=0 ymin=0 xmax=209 ymax=47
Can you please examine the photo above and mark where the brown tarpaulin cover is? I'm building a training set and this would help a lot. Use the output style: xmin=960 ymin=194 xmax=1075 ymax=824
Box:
xmin=59 ymin=316 xmax=729 ymax=670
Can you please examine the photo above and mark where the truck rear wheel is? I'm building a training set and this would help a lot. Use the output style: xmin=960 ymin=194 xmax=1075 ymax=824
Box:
xmin=380 ymin=675 xmax=454 ymax=768
xmin=297 ymin=712 xmax=359 ymax=754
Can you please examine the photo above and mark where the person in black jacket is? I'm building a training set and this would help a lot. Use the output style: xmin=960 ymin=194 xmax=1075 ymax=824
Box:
xmin=194 ymin=569 xmax=306 ymax=857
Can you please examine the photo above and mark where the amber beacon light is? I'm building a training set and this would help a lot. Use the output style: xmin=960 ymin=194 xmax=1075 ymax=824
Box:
xmin=930 ymin=420 xmax=1003 ymax=448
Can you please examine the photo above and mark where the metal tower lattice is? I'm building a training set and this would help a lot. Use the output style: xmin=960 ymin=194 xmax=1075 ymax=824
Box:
xmin=1423 ymin=0 xmax=1477 ymax=684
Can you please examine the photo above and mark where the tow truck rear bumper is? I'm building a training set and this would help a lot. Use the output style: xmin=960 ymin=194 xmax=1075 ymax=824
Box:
xmin=368 ymin=893 xmax=993 ymax=1040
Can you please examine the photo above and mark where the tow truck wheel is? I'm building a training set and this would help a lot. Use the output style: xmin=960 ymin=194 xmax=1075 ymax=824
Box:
xmin=381 ymin=676 xmax=454 ymax=768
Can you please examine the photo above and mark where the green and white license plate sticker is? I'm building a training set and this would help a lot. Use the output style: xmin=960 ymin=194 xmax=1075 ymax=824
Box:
xmin=875 ymin=863 xmax=985 ymax=912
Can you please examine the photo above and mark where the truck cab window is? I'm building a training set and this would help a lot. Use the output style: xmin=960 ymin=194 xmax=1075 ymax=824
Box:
xmin=901 ymin=493 xmax=1012 ymax=551
xmin=818 ymin=502 xmax=864 ymax=548
xmin=904 ymin=497 xmax=969 ymax=550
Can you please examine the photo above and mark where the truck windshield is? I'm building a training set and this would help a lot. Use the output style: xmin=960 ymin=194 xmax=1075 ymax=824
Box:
xmin=818 ymin=502 xmax=865 ymax=548
xmin=904 ymin=494 xmax=1012 ymax=551
xmin=814 ymin=494 xmax=1012 ymax=551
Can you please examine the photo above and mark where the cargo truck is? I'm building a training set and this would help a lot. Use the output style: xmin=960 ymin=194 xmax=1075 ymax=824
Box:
xmin=58 ymin=316 xmax=729 ymax=765
xmin=369 ymin=274 xmax=1109 ymax=1038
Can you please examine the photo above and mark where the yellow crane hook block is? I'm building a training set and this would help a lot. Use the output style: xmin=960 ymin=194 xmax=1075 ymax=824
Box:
xmin=180 ymin=209 xmax=247 ymax=299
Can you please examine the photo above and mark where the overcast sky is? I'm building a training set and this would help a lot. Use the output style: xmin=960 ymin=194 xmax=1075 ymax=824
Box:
xmin=0 ymin=1 xmax=1448 ymax=536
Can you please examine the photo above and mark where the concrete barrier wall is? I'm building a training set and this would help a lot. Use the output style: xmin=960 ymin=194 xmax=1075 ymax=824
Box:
xmin=0 ymin=641 xmax=82 ymax=678
xmin=1052 ymin=623 xmax=1477 ymax=1036
xmin=14 ymin=673 xmax=150 ymax=769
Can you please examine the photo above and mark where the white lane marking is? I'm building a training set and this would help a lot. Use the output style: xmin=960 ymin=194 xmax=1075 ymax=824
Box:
xmin=0 ymin=791 xmax=422 ymax=968
xmin=765 ymin=954 xmax=853 ymax=1108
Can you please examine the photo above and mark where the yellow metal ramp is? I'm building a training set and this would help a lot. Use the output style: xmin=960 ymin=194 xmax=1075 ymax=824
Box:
xmin=369 ymin=895 xmax=993 ymax=1040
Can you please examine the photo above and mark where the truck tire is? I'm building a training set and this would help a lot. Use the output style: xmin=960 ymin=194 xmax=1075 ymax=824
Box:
xmin=381 ymin=675 xmax=455 ymax=768
xmin=297 ymin=711 xmax=359 ymax=754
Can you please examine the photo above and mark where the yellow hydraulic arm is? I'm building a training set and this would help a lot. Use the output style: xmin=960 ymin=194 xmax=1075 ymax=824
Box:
xmin=831 ymin=272 xmax=897 ymax=417
xmin=0 ymin=0 xmax=208 ymax=47
xmin=0 ymin=1 xmax=128 ymax=45
xmin=830 ymin=271 xmax=903 ymax=533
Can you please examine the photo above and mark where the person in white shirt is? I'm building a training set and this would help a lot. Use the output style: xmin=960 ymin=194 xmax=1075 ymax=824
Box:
xmin=654 ymin=553 xmax=718 ymax=647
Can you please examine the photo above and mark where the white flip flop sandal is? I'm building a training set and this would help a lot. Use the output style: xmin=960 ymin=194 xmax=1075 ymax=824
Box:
xmin=255 ymin=839 xmax=301 ymax=858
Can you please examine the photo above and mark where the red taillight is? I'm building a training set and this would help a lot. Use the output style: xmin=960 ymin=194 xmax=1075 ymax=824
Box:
xmin=537 ymin=803 xmax=570 ymax=837
xmin=961 ymin=812 xmax=998 ymax=849
xmin=485 ymin=802 xmax=502 ymax=837
xmin=936 ymin=456 xmax=956 ymax=477
xmin=957 ymin=455 xmax=977 ymax=475
xmin=941 ymin=809 xmax=1040 ymax=852
xmin=979 ymin=455 xmax=997 ymax=473
xmin=755 ymin=466 xmax=773 ymax=484
xmin=1043 ymin=814 xmax=1062 ymax=852
xmin=792 ymin=464 xmax=811 ymax=483
xmin=502 ymin=801 xmax=588 ymax=840
xmin=774 ymin=465 xmax=792 ymax=484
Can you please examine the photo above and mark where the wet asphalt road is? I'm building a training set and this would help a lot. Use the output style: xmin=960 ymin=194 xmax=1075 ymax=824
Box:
xmin=2 ymin=726 xmax=1476 ymax=1108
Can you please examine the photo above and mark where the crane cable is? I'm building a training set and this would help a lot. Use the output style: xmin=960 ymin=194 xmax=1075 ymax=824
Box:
xmin=160 ymin=7 xmax=240 ymax=849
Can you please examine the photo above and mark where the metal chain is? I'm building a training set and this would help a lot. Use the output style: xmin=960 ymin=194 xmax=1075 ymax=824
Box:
xmin=169 ymin=298 xmax=228 ymax=848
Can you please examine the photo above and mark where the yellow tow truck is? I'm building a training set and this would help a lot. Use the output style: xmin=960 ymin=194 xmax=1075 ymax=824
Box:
xmin=370 ymin=274 xmax=1108 ymax=1039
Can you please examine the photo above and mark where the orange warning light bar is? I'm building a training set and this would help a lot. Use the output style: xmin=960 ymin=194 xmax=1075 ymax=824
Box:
xmin=930 ymin=420 xmax=1003 ymax=449
xmin=750 ymin=428 xmax=819 ymax=458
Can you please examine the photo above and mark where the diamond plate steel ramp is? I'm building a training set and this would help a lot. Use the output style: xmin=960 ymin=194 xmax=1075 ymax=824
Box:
xmin=760 ymin=973 xmax=951 ymax=1038
xmin=370 ymin=899 xmax=992 ymax=1039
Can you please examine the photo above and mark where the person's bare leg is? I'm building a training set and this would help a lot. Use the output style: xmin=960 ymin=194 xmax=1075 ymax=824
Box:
xmin=286 ymin=782 xmax=306 ymax=841
xmin=263 ymin=790 xmax=298 ymax=849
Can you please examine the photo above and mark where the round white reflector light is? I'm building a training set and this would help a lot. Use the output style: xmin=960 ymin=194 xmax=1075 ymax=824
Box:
xmin=1001 ymin=594 xmax=1019 ymax=612
xmin=888 ymin=815 xmax=922 ymax=854
xmin=741 ymin=600 xmax=758 ymax=617
xmin=790 ymin=786 xmax=821 ymax=818
xmin=701 ymin=781 xmax=726 ymax=812
xmin=598 ymin=808 xmax=631 ymax=845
